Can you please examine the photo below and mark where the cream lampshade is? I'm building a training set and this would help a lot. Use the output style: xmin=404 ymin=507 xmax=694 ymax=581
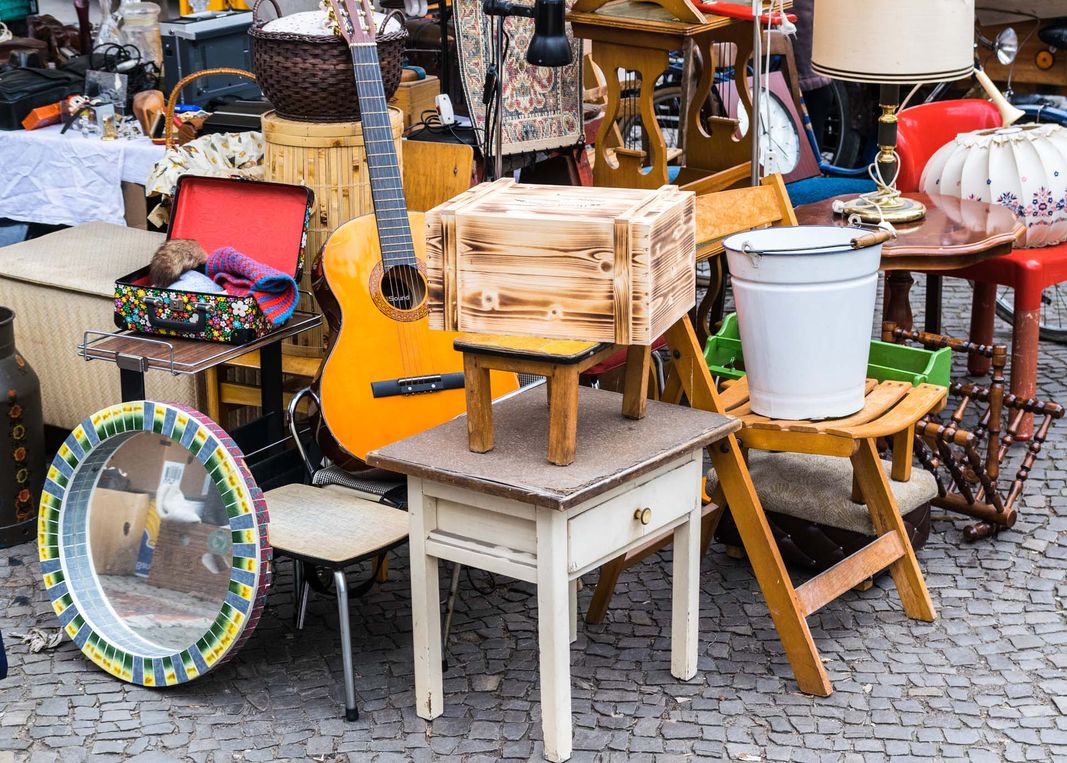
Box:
xmin=810 ymin=0 xmax=976 ymax=222
xmin=812 ymin=0 xmax=974 ymax=84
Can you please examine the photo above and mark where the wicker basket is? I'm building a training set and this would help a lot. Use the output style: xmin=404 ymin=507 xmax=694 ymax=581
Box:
xmin=249 ymin=0 xmax=407 ymax=123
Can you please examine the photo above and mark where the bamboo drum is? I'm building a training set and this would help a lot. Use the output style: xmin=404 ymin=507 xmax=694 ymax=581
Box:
xmin=263 ymin=109 xmax=404 ymax=356
xmin=425 ymin=178 xmax=696 ymax=344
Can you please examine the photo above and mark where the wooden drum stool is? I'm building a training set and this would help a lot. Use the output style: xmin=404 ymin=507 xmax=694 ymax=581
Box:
xmin=454 ymin=335 xmax=659 ymax=465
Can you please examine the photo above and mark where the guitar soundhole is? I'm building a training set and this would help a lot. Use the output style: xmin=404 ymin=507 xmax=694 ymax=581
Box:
xmin=381 ymin=264 xmax=427 ymax=312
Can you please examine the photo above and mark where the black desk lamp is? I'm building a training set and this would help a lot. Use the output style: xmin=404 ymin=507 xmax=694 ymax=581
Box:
xmin=482 ymin=0 xmax=573 ymax=179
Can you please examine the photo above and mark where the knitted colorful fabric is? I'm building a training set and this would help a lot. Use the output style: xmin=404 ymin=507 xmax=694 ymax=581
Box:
xmin=206 ymin=247 xmax=298 ymax=326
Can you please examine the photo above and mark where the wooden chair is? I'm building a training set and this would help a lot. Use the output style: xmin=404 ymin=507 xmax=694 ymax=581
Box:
xmin=584 ymin=174 xmax=798 ymax=622
xmin=705 ymin=377 xmax=945 ymax=625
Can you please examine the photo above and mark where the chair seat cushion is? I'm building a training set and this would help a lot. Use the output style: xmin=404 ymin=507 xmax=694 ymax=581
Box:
xmin=786 ymin=177 xmax=877 ymax=207
xmin=265 ymin=483 xmax=408 ymax=565
xmin=712 ymin=450 xmax=938 ymax=535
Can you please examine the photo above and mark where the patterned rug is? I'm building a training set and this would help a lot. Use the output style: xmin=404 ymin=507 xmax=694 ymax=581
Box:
xmin=453 ymin=0 xmax=583 ymax=155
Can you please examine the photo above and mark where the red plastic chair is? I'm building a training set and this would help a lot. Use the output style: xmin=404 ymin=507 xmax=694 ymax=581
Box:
xmin=896 ymin=99 xmax=1067 ymax=437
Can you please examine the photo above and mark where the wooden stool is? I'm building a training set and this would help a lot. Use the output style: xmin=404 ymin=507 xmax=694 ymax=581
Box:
xmin=265 ymin=483 xmax=409 ymax=721
xmin=716 ymin=377 xmax=945 ymax=624
xmin=454 ymin=334 xmax=657 ymax=465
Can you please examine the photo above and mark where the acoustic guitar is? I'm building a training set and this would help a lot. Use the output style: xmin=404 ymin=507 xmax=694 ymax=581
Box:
xmin=313 ymin=0 xmax=518 ymax=465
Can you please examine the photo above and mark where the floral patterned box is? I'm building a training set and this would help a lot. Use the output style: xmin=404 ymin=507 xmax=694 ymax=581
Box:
xmin=114 ymin=176 xmax=313 ymax=345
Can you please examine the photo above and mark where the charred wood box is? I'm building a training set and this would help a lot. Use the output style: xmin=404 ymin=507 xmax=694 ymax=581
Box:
xmin=425 ymin=178 xmax=696 ymax=345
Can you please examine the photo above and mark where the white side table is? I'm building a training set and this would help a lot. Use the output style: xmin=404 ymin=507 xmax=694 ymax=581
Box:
xmin=368 ymin=386 xmax=740 ymax=762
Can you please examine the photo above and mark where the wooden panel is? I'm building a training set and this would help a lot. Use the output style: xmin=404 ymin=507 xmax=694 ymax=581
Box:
xmin=435 ymin=497 xmax=537 ymax=555
xmin=263 ymin=110 xmax=403 ymax=357
xmin=402 ymin=139 xmax=474 ymax=213
xmin=388 ymin=75 xmax=441 ymax=132
xmin=426 ymin=179 xmax=695 ymax=344
xmin=795 ymin=531 xmax=904 ymax=616
xmin=567 ymin=455 xmax=698 ymax=574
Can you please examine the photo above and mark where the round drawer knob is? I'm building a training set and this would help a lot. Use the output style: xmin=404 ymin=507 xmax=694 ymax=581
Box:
xmin=634 ymin=507 xmax=652 ymax=525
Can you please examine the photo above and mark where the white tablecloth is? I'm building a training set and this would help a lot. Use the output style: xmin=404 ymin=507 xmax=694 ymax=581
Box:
xmin=0 ymin=125 xmax=165 ymax=227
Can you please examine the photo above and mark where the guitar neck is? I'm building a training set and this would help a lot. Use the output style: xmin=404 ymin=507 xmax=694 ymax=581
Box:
xmin=350 ymin=43 xmax=415 ymax=268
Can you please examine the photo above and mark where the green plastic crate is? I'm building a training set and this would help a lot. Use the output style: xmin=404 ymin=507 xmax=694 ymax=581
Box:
xmin=703 ymin=312 xmax=952 ymax=388
xmin=0 ymin=0 xmax=37 ymax=21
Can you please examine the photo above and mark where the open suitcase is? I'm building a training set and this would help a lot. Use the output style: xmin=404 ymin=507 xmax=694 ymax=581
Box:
xmin=114 ymin=176 xmax=313 ymax=344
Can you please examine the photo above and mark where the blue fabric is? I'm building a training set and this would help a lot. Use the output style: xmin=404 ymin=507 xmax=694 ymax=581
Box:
xmin=0 ymin=629 xmax=7 ymax=680
xmin=786 ymin=177 xmax=877 ymax=206
xmin=168 ymin=270 xmax=225 ymax=294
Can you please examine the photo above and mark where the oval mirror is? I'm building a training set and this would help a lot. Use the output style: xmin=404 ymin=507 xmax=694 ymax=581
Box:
xmin=38 ymin=402 xmax=270 ymax=685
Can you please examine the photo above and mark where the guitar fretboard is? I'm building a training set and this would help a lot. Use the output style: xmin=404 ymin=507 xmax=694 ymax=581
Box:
xmin=351 ymin=43 xmax=416 ymax=269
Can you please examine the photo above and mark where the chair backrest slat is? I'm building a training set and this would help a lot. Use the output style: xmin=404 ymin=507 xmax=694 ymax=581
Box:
xmin=695 ymin=173 xmax=795 ymax=259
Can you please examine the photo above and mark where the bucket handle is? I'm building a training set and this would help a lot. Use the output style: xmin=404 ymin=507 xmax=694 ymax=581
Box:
xmin=740 ymin=225 xmax=896 ymax=267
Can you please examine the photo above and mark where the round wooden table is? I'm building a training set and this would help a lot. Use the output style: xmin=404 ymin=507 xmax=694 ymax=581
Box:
xmin=795 ymin=192 xmax=1025 ymax=333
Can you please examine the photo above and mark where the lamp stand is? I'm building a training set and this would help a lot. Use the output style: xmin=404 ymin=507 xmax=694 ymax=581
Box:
xmin=839 ymin=84 xmax=926 ymax=224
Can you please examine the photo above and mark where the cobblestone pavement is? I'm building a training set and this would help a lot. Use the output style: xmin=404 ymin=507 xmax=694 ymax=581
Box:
xmin=2 ymin=279 xmax=1066 ymax=762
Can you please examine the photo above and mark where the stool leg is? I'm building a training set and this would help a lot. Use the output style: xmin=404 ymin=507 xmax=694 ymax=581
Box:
xmin=334 ymin=569 xmax=359 ymax=721
xmin=547 ymin=367 xmax=580 ymax=466
xmin=464 ymin=354 xmax=494 ymax=453
xmin=851 ymin=439 xmax=935 ymax=622
xmin=622 ymin=345 xmax=651 ymax=420
xmin=293 ymin=559 xmax=305 ymax=627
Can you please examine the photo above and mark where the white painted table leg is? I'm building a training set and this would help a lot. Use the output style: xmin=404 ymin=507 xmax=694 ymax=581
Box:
xmin=408 ymin=478 xmax=444 ymax=720
xmin=536 ymin=509 xmax=573 ymax=763
xmin=569 ymin=578 xmax=578 ymax=644
xmin=671 ymin=502 xmax=701 ymax=680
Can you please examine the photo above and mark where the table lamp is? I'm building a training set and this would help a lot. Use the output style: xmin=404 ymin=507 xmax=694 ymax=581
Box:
xmin=811 ymin=0 xmax=975 ymax=223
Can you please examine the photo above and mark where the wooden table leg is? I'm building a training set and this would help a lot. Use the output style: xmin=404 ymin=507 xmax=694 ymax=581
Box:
xmin=536 ymin=509 xmax=573 ymax=762
xmin=851 ymin=439 xmax=935 ymax=622
xmin=883 ymin=271 xmax=915 ymax=332
xmin=664 ymin=316 xmax=833 ymax=697
xmin=569 ymin=579 xmax=578 ymax=644
xmin=968 ymin=281 xmax=996 ymax=377
xmin=671 ymin=501 xmax=701 ymax=680
xmin=409 ymin=478 xmax=444 ymax=720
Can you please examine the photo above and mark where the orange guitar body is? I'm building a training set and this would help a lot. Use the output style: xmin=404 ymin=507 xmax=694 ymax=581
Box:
xmin=314 ymin=211 xmax=519 ymax=464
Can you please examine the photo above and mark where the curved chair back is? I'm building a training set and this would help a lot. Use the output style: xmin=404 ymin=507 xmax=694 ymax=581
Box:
xmin=895 ymin=99 xmax=1002 ymax=193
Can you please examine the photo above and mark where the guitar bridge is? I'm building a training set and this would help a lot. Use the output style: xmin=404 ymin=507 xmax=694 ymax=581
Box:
xmin=370 ymin=372 xmax=465 ymax=398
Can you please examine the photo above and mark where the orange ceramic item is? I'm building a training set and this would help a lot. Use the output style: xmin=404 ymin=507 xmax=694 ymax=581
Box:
xmin=315 ymin=212 xmax=519 ymax=463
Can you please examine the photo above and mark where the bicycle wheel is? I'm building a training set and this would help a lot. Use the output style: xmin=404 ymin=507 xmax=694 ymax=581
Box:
xmin=995 ymin=283 xmax=1067 ymax=343
xmin=818 ymin=80 xmax=862 ymax=168
xmin=617 ymin=85 xmax=724 ymax=157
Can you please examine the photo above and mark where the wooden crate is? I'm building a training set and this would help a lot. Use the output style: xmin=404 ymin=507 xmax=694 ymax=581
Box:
xmin=425 ymin=178 xmax=695 ymax=345
xmin=262 ymin=109 xmax=404 ymax=356
xmin=388 ymin=75 xmax=440 ymax=133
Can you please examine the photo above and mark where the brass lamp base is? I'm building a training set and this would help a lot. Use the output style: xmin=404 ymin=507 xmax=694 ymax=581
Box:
xmin=839 ymin=190 xmax=927 ymax=224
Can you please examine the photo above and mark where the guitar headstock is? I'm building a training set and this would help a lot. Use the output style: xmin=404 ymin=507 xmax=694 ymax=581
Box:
xmin=324 ymin=0 xmax=377 ymax=45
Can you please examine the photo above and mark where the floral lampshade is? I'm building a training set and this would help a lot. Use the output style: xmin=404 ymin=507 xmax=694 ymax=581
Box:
xmin=921 ymin=123 xmax=1067 ymax=248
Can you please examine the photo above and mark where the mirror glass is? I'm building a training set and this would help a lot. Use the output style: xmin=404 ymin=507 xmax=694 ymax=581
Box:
xmin=87 ymin=432 xmax=231 ymax=652
xmin=996 ymin=27 xmax=1019 ymax=66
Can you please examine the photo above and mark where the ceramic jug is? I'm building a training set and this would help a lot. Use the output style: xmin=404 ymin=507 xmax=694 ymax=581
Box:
xmin=0 ymin=307 xmax=44 ymax=548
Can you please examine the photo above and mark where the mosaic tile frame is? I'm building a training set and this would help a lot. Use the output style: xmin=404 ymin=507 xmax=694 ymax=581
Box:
xmin=38 ymin=402 xmax=272 ymax=686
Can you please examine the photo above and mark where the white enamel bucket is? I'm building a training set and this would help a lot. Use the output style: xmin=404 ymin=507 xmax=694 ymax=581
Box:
xmin=723 ymin=225 xmax=886 ymax=420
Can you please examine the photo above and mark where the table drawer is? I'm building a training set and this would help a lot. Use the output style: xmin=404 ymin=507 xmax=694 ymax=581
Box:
xmin=567 ymin=455 xmax=701 ymax=575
